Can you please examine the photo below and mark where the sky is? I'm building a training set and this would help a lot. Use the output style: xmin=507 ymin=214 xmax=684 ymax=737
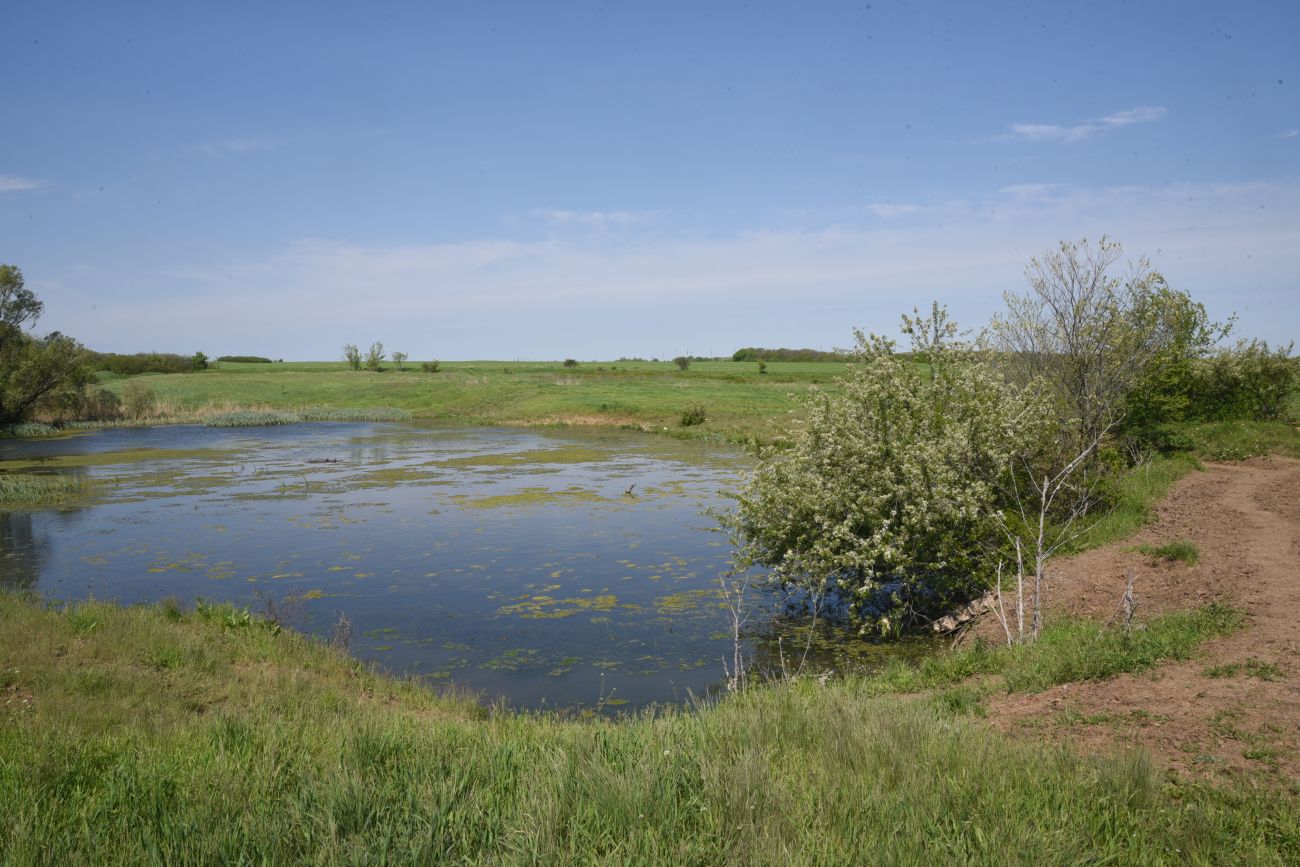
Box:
xmin=2 ymin=0 xmax=1297 ymax=360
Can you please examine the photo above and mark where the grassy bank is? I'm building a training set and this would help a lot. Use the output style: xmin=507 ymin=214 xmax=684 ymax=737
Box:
xmin=2 ymin=593 xmax=1295 ymax=864
xmin=96 ymin=359 xmax=849 ymax=443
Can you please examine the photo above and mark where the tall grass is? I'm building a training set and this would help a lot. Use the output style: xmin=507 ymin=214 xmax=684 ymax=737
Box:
xmin=0 ymin=473 xmax=86 ymax=507
xmin=1 ymin=594 xmax=1293 ymax=864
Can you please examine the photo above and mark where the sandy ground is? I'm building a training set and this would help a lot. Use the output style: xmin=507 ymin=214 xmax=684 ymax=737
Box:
xmin=983 ymin=456 xmax=1300 ymax=782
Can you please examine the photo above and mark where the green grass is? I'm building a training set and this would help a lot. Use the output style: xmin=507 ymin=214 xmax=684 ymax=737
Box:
xmin=1203 ymin=658 xmax=1286 ymax=682
xmin=0 ymin=473 xmax=88 ymax=508
xmin=1182 ymin=420 xmax=1300 ymax=461
xmin=97 ymin=359 xmax=851 ymax=444
xmin=867 ymin=603 xmax=1242 ymax=696
xmin=202 ymin=406 xmax=413 ymax=427
xmin=1 ymin=593 xmax=1295 ymax=865
xmin=1133 ymin=539 xmax=1200 ymax=565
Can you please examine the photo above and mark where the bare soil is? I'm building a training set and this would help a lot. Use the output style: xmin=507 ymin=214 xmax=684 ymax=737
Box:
xmin=985 ymin=457 xmax=1300 ymax=781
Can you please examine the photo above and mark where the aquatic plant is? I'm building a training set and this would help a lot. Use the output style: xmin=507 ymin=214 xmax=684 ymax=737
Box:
xmin=0 ymin=472 xmax=86 ymax=506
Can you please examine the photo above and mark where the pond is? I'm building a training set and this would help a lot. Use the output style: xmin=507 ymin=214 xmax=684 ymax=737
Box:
xmin=0 ymin=423 xmax=928 ymax=710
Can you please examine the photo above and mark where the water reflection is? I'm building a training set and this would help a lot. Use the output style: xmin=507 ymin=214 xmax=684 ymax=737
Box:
xmin=0 ymin=512 xmax=43 ymax=591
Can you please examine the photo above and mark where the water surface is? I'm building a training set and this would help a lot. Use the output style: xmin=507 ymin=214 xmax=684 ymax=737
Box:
xmin=1 ymin=423 xmax=923 ymax=709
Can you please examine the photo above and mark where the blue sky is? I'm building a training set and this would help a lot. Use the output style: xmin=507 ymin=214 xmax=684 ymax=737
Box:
xmin=2 ymin=1 xmax=1297 ymax=359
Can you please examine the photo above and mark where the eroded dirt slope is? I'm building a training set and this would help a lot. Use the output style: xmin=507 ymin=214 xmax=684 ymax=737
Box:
xmin=986 ymin=457 xmax=1300 ymax=780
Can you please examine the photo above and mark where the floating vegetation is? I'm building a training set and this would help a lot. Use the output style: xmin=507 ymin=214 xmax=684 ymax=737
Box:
xmin=1 ymin=447 xmax=232 ymax=471
xmin=450 ymin=486 xmax=607 ymax=510
xmin=481 ymin=648 xmax=545 ymax=671
xmin=430 ymin=446 xmax=611 ymax=469
xmin=496 ymin=594 xmax=630 ymax=620
xmin=653 ymin=588 xmax=718 ymax=613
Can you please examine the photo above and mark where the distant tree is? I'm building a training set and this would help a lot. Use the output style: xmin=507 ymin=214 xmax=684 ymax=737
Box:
xmin=563 ymin=358 xmax=578 ymax=368
xmin=0 ymin=264 xmax=91 ymax=424
xmin=191 ymin=351 xmax=209 ymax=370
xmin=343 ymin=344 xmax=361 ymax=370
xmin=392 ymin=351 xmax=408 ymax=371
xmin=365 ymin=341 xmax=385 ymax=372
xmin=673 ymin=356 xmax=691 ymax=371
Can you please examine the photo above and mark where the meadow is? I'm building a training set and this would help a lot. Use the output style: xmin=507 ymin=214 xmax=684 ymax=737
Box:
xmin=96 ymin=359 xmax=853 ymax=443
xmin=4 ymin=357 xmax=1300 ymax=863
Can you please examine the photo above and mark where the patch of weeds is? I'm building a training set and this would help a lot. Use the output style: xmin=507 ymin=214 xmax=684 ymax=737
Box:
xmin=1132 ymin=539 xmax=1199 ymax=565
xmin=679 ymin=403 xmax=707 ymax=427
xmin=930 ymin=685 xmax=987 ymax=717
xmin=1057 ymin=708 xmax=1170 ymax=728
xmin=1203 ymin=658 xmax=1284 ymax=681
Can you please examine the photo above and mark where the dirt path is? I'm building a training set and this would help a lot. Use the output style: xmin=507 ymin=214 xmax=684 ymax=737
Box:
xmin=986 ymin=456 xmax=1300 ymax=781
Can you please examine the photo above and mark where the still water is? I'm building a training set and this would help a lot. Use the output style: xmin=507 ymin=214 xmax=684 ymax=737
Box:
xmin=1 ymin=423 xmax=921 ymax=710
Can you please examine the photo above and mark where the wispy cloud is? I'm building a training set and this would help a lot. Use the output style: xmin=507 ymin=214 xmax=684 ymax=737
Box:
xmin=44 ymin=178 xmax=1299 ymax=360
xmin=1005 ymin=105 xmax=1167 ymax=143
xmin=533 ymin=209 xmax=652 ymax=227
xmin=864 ymin=202 xmax=926 ymax=219
xmin=194 ymin=136 xmax=280 ymax=157
xmin=0 ymin=174 xmax=43 ymax=193
xmin=1276 ymin=129 xmax=1299 ymax=139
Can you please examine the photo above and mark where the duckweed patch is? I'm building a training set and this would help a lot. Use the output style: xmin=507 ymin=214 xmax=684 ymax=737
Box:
xmin=1 ymin=447 xmax=237 ymax=471
xmin=430 ymin=446 xmax=612 ymax=468
xmin=449 ymin=486 xmax=608 ymax=509
xmin=496 ymin=594 xmax=629 ymax=620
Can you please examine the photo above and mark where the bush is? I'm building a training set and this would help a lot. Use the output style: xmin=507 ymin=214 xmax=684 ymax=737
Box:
xmin=119 ymin=382 xmax=158 ymax=419
xmin=563 ymin=358 xmax=578 ymax=368
xmin=421 ymin=361 xmax=441 ymax=373
xmin=216 ymin=355 xmax=273 ymax=364
xmin=343 ymin=344 xmax=361 ymax=371
xmin=365 ymin=341 xmax=385 ymax=372
xmin=673 ymin=356 xmax=691 ymax=371
xmin=726 ymin=305 xmax=1053 ymax=633
xmin=1191 ymin=340 xmax=1296 ymax=422
xmin=73 ymin=387 xmax=123 ymax=422
xmin=679 ymin=403 xmax=707 ymax=426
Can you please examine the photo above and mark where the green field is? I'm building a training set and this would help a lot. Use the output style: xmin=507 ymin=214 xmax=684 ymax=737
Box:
xmin=99 ymin=359 xmax=853 ymax=443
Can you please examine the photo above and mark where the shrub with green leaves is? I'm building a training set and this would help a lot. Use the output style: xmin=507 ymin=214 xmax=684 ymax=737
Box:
xmin=679 ymin=403 xmax=707 ymax=426
xmin=726 ymin=305 xmax=1053 ymax=633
